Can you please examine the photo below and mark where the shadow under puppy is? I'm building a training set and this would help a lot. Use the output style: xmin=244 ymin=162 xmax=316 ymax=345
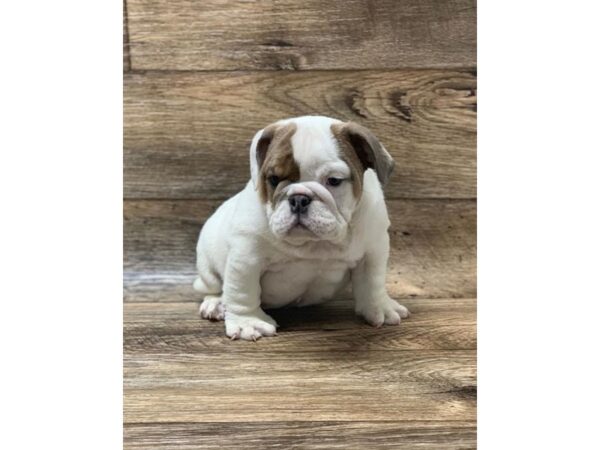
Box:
xmin=194 ymin=115 xmax=409 ymax=340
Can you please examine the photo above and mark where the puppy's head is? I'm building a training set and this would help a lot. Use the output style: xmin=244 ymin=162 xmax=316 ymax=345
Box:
xmin=249 ymin=116 xmax=394 ymax=245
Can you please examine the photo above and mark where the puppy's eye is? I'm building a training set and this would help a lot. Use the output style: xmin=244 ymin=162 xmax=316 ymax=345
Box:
xmin=268 ymin=175 xmax=280 ymax=187
xmin=326 ymin=177 xmax=343 ymax=187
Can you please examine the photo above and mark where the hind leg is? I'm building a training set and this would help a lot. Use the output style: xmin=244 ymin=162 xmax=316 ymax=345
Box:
xmin=194 ymin=269 xmax=224 ymax=321
xmin=194 ymin=249 xmax=225 ymax=320
xmin=193 ymin=245 xmax=223 ymax=296
xmin=199 ymin=295 xmax=225 ymax=321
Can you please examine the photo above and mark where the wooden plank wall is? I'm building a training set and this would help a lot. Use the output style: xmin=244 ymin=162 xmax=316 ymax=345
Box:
xmin=124 ymin=0 xmax=476 ymax=448
xmin=124 ymin=70 xmax=476 ymax=199
xmin=126 ymin=0 xmax=476 ymax=70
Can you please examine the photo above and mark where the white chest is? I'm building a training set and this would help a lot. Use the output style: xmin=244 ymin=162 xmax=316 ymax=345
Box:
xmin=260 ymin=258 xmax=357 ymax=308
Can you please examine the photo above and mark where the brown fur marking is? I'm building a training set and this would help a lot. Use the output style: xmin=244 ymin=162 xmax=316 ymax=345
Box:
xmin=256 ymin=122 xmax=299 ymax=204
xmin=331 ymin=122 xmax=394 ymax=196
xmin=331 ymin=123 xmax=364 ymax=199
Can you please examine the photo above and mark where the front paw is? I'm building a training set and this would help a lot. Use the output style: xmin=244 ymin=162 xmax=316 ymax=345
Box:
xmin=225 ymin=309 xmax=278 ymax=341
xmin=356 ymin=297 xmax=410 ymax=327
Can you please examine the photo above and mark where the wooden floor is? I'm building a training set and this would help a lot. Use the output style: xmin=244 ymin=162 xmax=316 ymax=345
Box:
xmin=124 ymin=1 xmax=476 ymax=448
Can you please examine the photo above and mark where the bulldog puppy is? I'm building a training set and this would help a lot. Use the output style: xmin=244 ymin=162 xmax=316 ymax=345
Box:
xmin=194 ymin=115 xmax=409 ymax=340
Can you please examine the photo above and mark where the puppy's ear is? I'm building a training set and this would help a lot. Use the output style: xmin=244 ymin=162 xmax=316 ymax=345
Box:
xmin=249 ymin=124 xmax=277 ymax=188
xmin=332 ymin=122 xmax=395 ymax=187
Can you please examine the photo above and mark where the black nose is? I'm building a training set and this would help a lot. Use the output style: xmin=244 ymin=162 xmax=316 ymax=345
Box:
xmin=288 ymin=194 xmax=312 ymax=214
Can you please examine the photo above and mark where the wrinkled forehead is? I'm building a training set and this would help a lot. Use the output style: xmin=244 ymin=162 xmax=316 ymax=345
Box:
xmin=289 ymin=120 xmax=347 ymax=178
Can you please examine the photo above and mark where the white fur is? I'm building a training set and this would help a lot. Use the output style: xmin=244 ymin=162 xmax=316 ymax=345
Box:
xmin=195 ymin=115 xmax=409 ymax=340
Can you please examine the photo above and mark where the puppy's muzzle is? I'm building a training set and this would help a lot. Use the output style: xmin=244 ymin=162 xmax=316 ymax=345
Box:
xmin=288 ymin=194 xmax=312 ymax=215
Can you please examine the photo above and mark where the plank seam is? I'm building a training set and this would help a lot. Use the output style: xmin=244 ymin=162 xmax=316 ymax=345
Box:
xmin=126 ymin=67 xmax=477 ymax=75
xmin=125 ymin=350 xmax=478 ymax=354
xmin=124 ymin=420 xmax=477 ymax=425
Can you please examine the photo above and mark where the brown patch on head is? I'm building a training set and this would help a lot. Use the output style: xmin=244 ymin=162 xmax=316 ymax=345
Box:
xmin=331 ymin=122 xmax=395 ymax=198
xmin=331 ymin=123 xmax=364 ymax=198
xmin=255 ymin=122 xmax=299 ymax=203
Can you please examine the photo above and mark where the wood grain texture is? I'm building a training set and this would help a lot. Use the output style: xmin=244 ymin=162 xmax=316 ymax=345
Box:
xmin=124 ymin=70 xmax=476 ymax=199
xmin=124 ymin=298 xmax=476 ymax=353
xmin=124 ymin=298 xmax=476 ymax=423
xmin=127 ymin=0 xmax=476 ymax=70
xmin=124 ymin=0 xmax=477 ymax=445
xmin=124 ymin=421 xmax=476 ymax=450
xmin=123 ymin=199 xmax=476 ymax=302
xmin=124 ymin=364 xmax=475 ymax=422
xmin=124 ymin=1 xmax=131 ymax=71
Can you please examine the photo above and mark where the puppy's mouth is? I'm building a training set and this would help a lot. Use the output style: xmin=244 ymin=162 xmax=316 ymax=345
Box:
xmin=289 ymin=217 xmax=315 ymax=234
xmin=275 ymin=215 xmax=322 ymax=244
xmin=269 ymin=187 xmax=344 ymax=243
